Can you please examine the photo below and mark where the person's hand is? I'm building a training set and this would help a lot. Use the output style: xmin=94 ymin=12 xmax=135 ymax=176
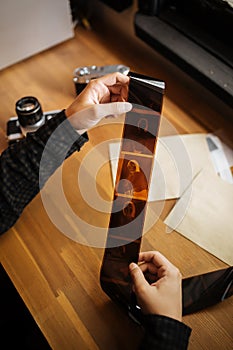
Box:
xmin=65 ymin=72 xmax=132 ymax=132
xmin=129 ymin=251 xmax=182 ymax=322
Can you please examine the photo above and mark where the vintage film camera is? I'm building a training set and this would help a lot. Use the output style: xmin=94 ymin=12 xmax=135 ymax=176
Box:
xmin=6 ymin=96 xmax=60 ymax=145
xmin=7 ymin=65 xmax=130 ymax=144
xmin=73 ymin=64 xmax=130 ymax=95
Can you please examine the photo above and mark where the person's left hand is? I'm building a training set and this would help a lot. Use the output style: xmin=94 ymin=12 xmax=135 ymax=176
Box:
xmin=65 ymin=72 xmax=132 ymax=132
xmin=129 ymin=251 xmax=182 ymax=322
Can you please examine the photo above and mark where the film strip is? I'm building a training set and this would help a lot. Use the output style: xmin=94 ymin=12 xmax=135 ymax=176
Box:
xmin=100 ymin=72 xmax=165 ymax=319
xmin=182 ymin=267 xmax=233 ymax=316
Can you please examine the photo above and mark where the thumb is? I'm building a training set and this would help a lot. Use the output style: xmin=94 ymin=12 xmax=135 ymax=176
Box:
xmin=129 ymin=262 xmax=147 ymax=290
xmin=67 ymin=102 xmax=132 ymax=131
xmin=95 ymin=101 xmax=132 ymax=119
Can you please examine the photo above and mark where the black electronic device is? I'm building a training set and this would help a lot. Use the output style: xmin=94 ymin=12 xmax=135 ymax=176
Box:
xmin=134 ymin=0 xmax=233 ymax=108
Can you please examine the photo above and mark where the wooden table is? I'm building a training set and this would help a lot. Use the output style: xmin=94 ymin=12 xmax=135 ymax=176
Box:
xmin=0 ymin=11 xmax=232 ymax=349
xmin=0 ymin=117 xmax=232 ymax=349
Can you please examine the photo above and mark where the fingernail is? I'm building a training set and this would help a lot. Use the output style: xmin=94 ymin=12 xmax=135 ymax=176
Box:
xmin=105 ymin=114 xmax=115 ymax=119
xmin=129 ymin=262 xmax=138 ymax=270
xmin=118 ymin=102 xmax=132 ymax=114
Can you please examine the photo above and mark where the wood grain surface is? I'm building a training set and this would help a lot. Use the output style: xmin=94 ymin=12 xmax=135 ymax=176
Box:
xmin=0 ymin=4 xmax=232 ymax=349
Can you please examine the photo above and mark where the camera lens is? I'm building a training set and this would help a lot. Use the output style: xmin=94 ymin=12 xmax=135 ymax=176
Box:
xmin=16 ymin=96 xmax=44 ymax=128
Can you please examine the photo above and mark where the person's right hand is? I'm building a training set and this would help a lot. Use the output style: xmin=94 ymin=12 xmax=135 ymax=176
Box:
xmin=65 ymin=72 xmax=132 ymax=133
xmin=129 ymin=251 xmax=182 ymax=322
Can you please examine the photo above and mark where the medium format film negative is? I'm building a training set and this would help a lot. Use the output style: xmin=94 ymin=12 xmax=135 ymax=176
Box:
xmin=100 ymin=72 xmax=233 ymax=324
xmin=100 ymin=72 xmax=165 ymax=318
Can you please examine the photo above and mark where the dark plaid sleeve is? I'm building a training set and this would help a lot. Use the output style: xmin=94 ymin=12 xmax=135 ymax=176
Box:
xmin=0 ymin=110 xmax=88 ymax=234
xmin=140 ymin=314 xmax=191 ymax=350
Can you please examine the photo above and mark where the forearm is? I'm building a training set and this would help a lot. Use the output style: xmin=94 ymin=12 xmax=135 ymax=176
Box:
xmin=0 ymin=110 xmax=88 ymax=234
xmin=140 ymin=314 xmax=191 ymax=350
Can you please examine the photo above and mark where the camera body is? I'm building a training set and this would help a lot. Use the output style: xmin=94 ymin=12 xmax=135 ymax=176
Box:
xmin=7 ymin=64 xmax=130 ymax=144
xmin=6 ymin=96 xmax=60 ymax=145
xmin=73 ymin=64 xmax=130 ymax=95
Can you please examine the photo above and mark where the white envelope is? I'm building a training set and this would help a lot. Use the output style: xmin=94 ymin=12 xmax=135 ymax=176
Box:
xmin=164 ymin=165 xmax=233 ymax=265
